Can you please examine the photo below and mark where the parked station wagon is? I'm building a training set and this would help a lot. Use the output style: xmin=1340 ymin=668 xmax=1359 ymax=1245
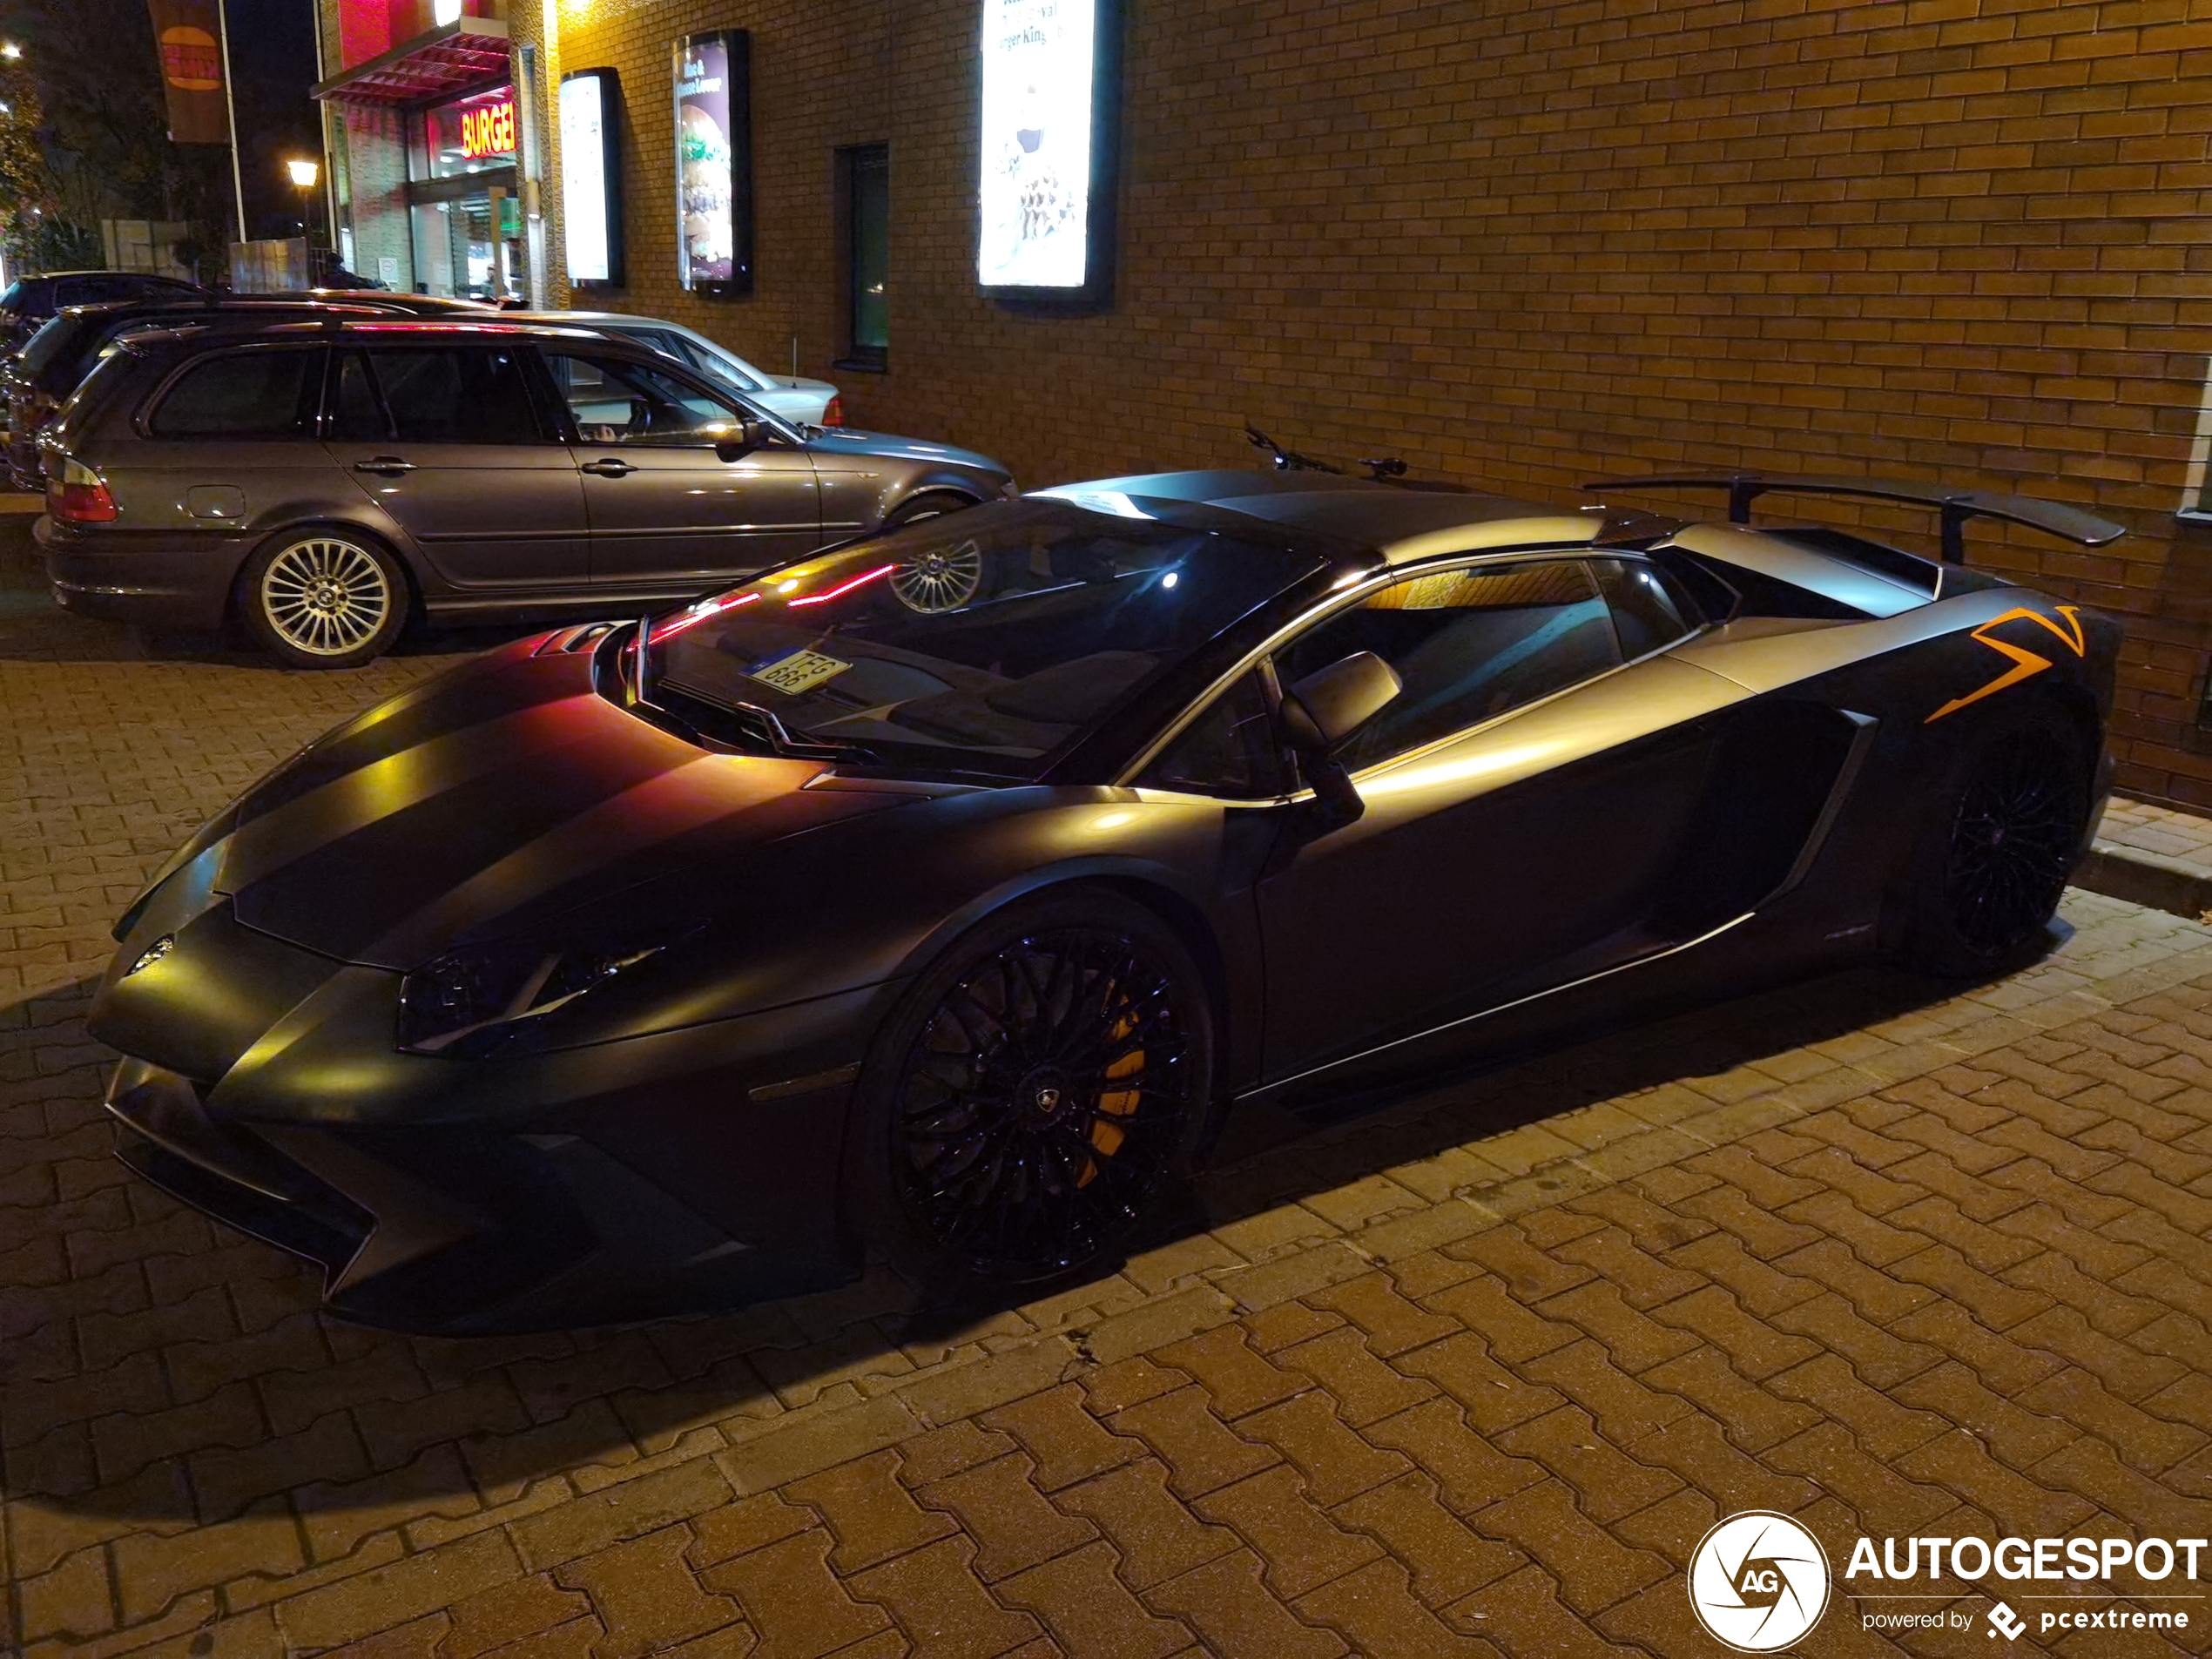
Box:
xmin=35 ymin=318 xmax=1013 ymax=666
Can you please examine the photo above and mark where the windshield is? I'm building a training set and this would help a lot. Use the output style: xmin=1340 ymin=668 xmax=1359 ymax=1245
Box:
xmin=650 ymin=499 xmax=1320 ymax=778
xmin=17 ymin=314 xmax=73 ymax=375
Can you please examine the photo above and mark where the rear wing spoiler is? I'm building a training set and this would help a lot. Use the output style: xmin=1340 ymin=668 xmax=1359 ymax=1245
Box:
xmin=1582 ymin=472 xmax=2125 ymax=564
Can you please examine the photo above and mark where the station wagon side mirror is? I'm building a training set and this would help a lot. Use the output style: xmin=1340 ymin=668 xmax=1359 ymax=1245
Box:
xmin=714 ymin=414 xmax=764 ymax=463
xmin=1279 ymin=651 xmax=1401 ymax=823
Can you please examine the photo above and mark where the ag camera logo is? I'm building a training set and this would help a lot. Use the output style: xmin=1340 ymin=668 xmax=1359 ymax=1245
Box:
xmin=1689 ymin=1511 xmax=1831 ymax=1652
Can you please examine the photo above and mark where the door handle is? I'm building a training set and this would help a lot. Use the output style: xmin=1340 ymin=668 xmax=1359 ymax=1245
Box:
xmin=580 ymin=457 xmax=635 ymax=477
xmin=352 ymin=456 xmax=415 ymax=476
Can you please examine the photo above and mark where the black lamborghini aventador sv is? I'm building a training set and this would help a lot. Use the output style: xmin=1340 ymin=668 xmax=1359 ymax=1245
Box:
xmin=91 ymin=466 xmax=2124 ymax=1331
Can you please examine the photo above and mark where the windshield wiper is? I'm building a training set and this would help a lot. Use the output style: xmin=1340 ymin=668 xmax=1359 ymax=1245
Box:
xmin=660 ymin=681 xmax=879 ymax=764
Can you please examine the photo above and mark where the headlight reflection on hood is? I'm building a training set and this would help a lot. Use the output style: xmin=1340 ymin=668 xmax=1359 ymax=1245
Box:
xmin=397 ymin=935 xmax=671 ymax=1056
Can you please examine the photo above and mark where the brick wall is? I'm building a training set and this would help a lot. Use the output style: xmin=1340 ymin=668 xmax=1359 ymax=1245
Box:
xmin=549 ymin=0 xmax=2210 ymax=806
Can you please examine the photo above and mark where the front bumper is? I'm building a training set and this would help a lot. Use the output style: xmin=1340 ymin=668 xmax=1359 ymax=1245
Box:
xmin=37 ymin=518 xmax=250 ymax=631
xmin=94 ymin=897 xmax=884 ymax=1332
xmin=106 ymin=1052 xmax=862 ymax=1332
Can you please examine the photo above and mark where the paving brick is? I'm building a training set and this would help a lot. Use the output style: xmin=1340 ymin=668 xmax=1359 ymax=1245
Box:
xmin=558 ymin=1525 xmax=752 ymax=1659
xmin=275 ymin=1532 xmax=522 ymax=1652
xmin=1364 ymin=1399 xmax=1548 ymax=1517
xmin=442 ymin=1573 xmax=595 ymax=1659
xmin=110 ymin=1500 xmax=302 ymax=1624
xmin=1420 ymin=1275 xmax=1580 ymax=1364
xmin=1649 ymin=1285 xmax=1824 ymax=1381
xmin=1147 ymin=1547 xmax=1351 ymax=1659
xmin=913 ymin=1453 xmax=1097 ymax=1581
xmin=894 ymin=1420 xmax=1022 ymax=1487
xmin=1195 ymin=1464 xmax=1384 ymax=1599
xmin=1150 ymin=1325 xmax=1307 ymax=1420
xmin=1393 ymin=1332 xmax=1567 ymax=1434
xmin=1050 ymin=1457 xmax=1239 ymax=1590
xmin=1332 ymin=1472 xmax=1524 ymax=1608
xmin=2015 ymin=1367 xmax=2209 ymax=1474
xmin=781 ymin=1447 xmax=958 ymax=1573
xmin=1296 ymin=1556 xmax=1505 ymax=1659
xmin=1767 ymin=1291 xmax=1946 ymax=1391
xmin=846 ymin=1534 xmax=1043 ymax=1658
xmin=994 ymin=1540 xmax=1193 ymax=1659
xmin=511 ymin=1458 xmax=734 ymax=1572
xmin=688 ymin=1492 xmax=817 ymax=1569
xmin=1638 ymin=1348 xmax=1822 ymax=1453
xmin=1305 ymin=1271 xmax=1461 ymax=1357
xmin=1108 ymin=1384 xmax=1278 ymax=1500
xmin=1892 ymin=1426 xmax=2101 ymax=1541
xmin=1448 ymin=1562 xmax=1650 ymax=1659
xmin=1238 ymin=1389 xmax=1413 ymax=1506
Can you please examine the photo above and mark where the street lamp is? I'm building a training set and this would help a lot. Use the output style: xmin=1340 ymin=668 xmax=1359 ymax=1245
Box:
xmin=1 ymin=44 xmax=21 ymax=60
xmin=286 ymin=158 xmax=320 ymax=244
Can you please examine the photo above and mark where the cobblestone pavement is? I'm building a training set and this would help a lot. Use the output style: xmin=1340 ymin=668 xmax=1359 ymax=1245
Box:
xmin=7 ymin=509 xmax=2212 ymax=1657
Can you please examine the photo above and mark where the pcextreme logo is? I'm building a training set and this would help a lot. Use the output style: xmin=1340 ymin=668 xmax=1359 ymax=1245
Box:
xmin=1688 ymin=1512 xmax=1831 ymax=1652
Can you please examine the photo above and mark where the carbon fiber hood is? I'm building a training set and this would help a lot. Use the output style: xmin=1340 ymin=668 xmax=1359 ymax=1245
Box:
xmin=193 ymin=640 xmax=914 ymax=969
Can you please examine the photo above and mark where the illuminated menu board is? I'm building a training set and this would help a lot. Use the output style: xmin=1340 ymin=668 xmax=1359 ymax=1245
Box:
xmin=560 ymin=70 xmax=624 ymax=287
xmin=978 ymin=0 xmax=1117 ymax=302
xmin=673 ymin=30 xmax=753 ymax=296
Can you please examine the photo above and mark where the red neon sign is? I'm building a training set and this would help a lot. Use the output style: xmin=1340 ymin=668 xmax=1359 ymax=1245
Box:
xmin=460 ymin=98 xmax=516 ymax=159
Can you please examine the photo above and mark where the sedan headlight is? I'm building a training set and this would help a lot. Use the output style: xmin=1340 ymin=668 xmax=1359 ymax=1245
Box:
xmin=397 ymin=935 xmax=670 ymax=1056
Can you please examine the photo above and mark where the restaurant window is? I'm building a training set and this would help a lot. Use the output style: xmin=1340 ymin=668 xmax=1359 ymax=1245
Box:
xmin=405 ymin=82 xmax=523 ymax=303
xmin=838 ymin=144 xmax=889 ymax=371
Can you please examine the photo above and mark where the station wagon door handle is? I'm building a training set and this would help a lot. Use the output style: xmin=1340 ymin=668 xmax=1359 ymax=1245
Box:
xmin=353 ymin=456 xmax=415 ymax=476
xmin=580 ymin=458 xmax=635 ymax=478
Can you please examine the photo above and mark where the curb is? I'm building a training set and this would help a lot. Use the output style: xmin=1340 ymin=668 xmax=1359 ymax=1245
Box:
xmin=2072 ymin=839 xmax=2212 ymax=922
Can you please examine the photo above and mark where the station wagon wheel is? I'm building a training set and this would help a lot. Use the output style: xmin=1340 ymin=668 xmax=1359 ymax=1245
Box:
xmin=854 ymin=894 xmax=1215 ymax=1284
xmin=239 ymin=529 xmax=408 ymax=670
xmin=1900 ymin=711 xmax=2087 ymax=975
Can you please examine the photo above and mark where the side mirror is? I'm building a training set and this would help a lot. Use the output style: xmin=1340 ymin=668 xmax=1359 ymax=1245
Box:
xmin=1278 ymin=651 xmax=1401 ymax=825
xmin=1280 ymin=651 xmax=1402 ymax=752
xmin=714 ymin=414 xmax=763 ymax=463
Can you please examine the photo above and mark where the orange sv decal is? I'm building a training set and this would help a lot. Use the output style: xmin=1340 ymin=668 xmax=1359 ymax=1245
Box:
xmin=1925 ymin=605 xmax=2087 ymax=725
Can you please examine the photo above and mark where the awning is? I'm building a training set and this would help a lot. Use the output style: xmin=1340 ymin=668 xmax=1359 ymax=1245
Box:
xmin=313 ymin=16 xmax=509 ymax=105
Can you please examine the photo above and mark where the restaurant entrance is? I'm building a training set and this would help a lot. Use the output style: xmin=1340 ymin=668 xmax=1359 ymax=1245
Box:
xmin=407 ymin=81 xmax=522 ymax=302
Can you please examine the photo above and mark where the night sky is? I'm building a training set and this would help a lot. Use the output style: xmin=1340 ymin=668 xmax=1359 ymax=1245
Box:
xmin=228 ymin=0 xmax=324 ymax=238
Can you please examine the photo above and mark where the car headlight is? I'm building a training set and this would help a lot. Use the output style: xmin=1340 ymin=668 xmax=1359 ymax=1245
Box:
xmin=397 ymin=935 xmax=670 ymax=1056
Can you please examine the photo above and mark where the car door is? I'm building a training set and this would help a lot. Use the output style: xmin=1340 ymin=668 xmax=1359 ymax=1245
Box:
xmin=104 ymin=341 xmax=336 ymax=540
xmin=1247 ymin=554 xmax=1753 ymax=1084
xmin=323 ymin=342 xmax=588 ymax=590
xmin=536 ymin=346 xmax=821 ymax=595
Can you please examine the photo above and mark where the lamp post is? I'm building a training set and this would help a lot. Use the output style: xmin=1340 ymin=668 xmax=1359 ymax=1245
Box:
xmin=287 ymin=158 xmax=320 ymax=244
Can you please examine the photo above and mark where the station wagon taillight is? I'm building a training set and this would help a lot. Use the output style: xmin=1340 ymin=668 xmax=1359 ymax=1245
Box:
xmin=821 ymin=396 xmax=844 ymax=427
xmin=47 ymin=455 xmax=117 ymax=524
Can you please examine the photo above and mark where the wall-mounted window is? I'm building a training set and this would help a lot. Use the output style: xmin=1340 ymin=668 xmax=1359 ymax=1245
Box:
xmin=839 ymin=144 xmax=889 ymax=372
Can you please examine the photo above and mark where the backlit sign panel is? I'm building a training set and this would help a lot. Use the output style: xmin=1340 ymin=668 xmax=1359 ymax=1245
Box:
xmin=978 ymin=0 xmax=1117 ymax=302
xmin=560 ymin=70 xmax=624 ymax=287
xmin=673 ymin=30 xmax=753 ymax=295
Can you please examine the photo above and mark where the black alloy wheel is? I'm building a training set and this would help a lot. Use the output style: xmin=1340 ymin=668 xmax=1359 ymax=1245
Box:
xmin=1940 ymin=730 xmax=2085 ymax=954
xmin=880 ymin=912 xmax=1207 ymax=1281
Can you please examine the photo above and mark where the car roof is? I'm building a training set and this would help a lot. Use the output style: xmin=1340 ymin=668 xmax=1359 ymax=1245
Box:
xmin=1033 ymin=470 xmax=1605 ymax=563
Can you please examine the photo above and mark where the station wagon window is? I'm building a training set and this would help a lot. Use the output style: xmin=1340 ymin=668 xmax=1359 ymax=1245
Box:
xmin=1276 ymin=558 xmax=1622 ymax=770
xmin=1139 ymin=671 xmax=1291 ymax=799
xmin=148 ymin=347 xmax=322 ymax=440
xmin=543 ymin=350 xmax=748 ymax=446
xmin=341 ymin=347 xmax=544 ymax=444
